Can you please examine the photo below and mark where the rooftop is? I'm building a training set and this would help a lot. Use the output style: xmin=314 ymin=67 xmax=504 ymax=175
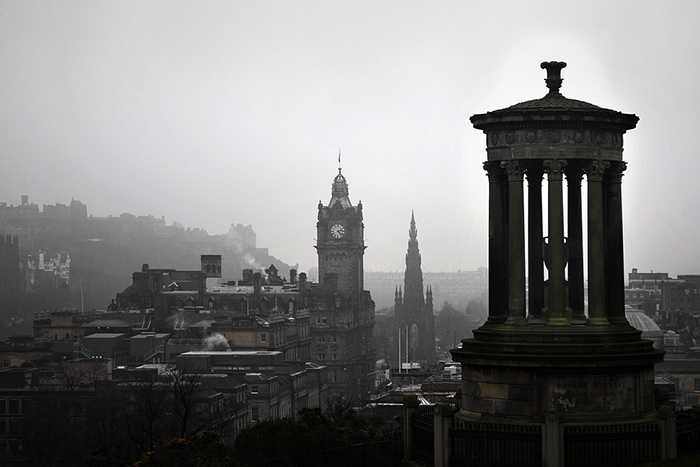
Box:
xmin=625 ymin=310 xmax=662 ymax=334
xmin=83 ymin=333 xmax=125 ymax=339
xmin=180 ymin=350 xmax=282 ymax=357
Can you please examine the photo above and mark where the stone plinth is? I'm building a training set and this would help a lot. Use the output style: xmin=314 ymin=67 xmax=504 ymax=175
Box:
xmin=454 ymin=326 xmax=662 ymax=424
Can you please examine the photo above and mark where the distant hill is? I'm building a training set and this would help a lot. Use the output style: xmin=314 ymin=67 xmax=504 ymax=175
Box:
xmin=0 ymin=197 xmax=294 ymax=314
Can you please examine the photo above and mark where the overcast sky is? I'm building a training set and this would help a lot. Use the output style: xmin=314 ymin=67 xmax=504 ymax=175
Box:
xmin=1 ymin=1 xmax=699 ymax=277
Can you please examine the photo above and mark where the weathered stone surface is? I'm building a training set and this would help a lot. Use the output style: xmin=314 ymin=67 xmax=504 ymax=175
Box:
xmin=478 ymin=382 xmax=509 ymax=399
xmin=493 ymin=399 xmax=533 ymax=416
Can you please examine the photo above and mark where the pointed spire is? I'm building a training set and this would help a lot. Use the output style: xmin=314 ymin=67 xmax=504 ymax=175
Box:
xmin=404 ymin=212 xmax=424 ymax=307
xmin=409 ymin=210 xmax=417 ymax=242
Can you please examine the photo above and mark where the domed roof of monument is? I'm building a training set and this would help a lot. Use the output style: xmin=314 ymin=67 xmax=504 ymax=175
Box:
xmin=470 ymin=61 xmax=639 ymax=130
xmin=505 ymin=91 xmax=602 ymax=111
xmin=625 ymin=310 xmax=662 ymax=334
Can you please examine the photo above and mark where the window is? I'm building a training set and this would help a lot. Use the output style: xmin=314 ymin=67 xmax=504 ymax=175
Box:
xmin=332 ymin=335 xmax=337 ymax=344
xmin=332 ymin=352 xmax=337 ymax=360
xmin=321 ymin=316 xmax=327 ymax=324
xmin=252 ymin=407 xmax=259 ymax=422
xmin=8 ymin=398 xmax=18 ymax=415
xmin=261 ymin=333 xmax=266 ymax=343
xmin=8 ymin=419 xmax=18 ymax=436
xmin=71 ymin=397 xmax=82 ymax=415
xmin=0 ymin=398 xmax=5 ymax=415
xmin=319 ymin=335 xmax=326 ymax=343
xmin=21 ymin=398 xmax=31 ymax=415
xmin=250 ymin=385 xmax=259 ymax=395
xmin=694 ymin=379 xmax=700 ymax=392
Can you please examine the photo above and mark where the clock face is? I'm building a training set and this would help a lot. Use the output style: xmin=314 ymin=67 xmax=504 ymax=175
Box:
xmin=330 ymin=223 xmax=345 ymax=239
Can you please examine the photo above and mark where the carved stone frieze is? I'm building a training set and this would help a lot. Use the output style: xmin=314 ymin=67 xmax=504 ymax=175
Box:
xmin=486 ymin=129 xmax=624 ymax=148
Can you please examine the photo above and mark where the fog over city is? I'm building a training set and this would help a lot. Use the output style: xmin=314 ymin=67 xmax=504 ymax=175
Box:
xmin=1 ymin=1 xmax=698 ymax=276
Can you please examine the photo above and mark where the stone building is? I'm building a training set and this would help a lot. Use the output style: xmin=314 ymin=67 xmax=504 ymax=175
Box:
xmin=0 ymin=235 xmax=21 ymax=298
xmin=313 ymin=166 xmax=376 ymax=404
xmin=112 ymin=165 xmax=376 ymax=405
xmin=394 ymin=212 xmax=435 ymax=364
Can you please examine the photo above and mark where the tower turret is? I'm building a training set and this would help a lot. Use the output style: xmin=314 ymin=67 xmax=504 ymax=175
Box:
xmin=315 ymin=165 xmax=366 ymax=294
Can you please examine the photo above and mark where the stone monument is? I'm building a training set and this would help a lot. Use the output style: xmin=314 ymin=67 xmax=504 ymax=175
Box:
xmin=449 ymin=62 xmax=670 ymax=467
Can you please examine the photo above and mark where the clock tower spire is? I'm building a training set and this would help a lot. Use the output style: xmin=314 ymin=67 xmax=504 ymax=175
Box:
xmin=316 ymin=164 xmax=365 ymax=293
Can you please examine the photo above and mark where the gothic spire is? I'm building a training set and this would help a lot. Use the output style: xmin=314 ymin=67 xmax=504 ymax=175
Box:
xmin=404 ymin=212 xmax=424 ymax=307
xmin=409 ymin=210 xmax=417 ymax=242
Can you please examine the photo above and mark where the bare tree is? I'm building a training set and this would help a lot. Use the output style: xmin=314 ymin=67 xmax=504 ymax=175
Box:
xmin=84 ymin=381 xmax=131 ymax=459
xmin=125 ymin=378 xmax=169 ymax=455
xmin=164 ymin=368 xmax=207 ymax=439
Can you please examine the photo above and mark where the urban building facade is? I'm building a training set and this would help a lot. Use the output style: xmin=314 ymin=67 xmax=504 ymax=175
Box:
xmin=313 ymin=167 xmax=375 ymax=403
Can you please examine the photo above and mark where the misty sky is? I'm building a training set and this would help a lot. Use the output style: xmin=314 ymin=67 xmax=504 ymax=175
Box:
xmin=1 ymin=1 xmax=699 ymax=277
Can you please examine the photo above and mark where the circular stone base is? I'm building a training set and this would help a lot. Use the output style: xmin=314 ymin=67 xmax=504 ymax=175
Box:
xmin=451 ymin=324 xmax=664 ymax=422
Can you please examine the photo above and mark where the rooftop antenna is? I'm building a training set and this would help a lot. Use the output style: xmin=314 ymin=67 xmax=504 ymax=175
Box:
xmin=338 ymin=149 xmax=342 ymax=173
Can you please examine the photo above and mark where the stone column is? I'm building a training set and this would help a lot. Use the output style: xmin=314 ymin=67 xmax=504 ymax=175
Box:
xmin=527 ymin=162 xmax=545 ymax=322
xmin=403 ymin=394 xmax=420 ymax=462
xmin=567 ymin=164 xmax=586 ymax=322
xmin=544 ymin=160 xmax=570 ymax=325
xmin=434 ymin=404 xmax=453 ymax=467
xmin=543 ymin=409 xmax=562 ymax=467
xmin=657 ymin=405 xmax=677 ymax=460
xmin=606 ymin=161 xmax=628 ymax=325
xmin=586 ymin=161 xmax=610 ymax=326
xmin=501 ymin=161 xmax=527 ymax=325
xmin=485 ymin=162 xmax=508 ymax=324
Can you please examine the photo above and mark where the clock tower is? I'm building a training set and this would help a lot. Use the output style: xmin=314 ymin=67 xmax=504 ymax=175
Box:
xmin=316 ymin=167 xmax=365 ymax=294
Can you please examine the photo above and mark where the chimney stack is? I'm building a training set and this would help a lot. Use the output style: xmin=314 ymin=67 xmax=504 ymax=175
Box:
xmin=253 ymin=272 xmax=262 ymax=296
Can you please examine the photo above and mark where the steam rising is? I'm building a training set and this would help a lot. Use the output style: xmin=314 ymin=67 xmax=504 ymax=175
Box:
xmin=205 ymin=333 xmax=231 ymax=351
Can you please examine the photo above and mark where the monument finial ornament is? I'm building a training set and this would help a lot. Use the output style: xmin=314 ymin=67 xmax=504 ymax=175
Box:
xmin=540 ymin=61 xmax=567 ymax=95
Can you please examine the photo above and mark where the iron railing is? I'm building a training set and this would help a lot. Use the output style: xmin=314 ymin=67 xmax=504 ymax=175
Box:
xmin=411 ymin=409 xmax=435 ymax=466
xmin=450 ymin=420 xmax=542 ymax=467
xmin=240 ymin=430 xmax=403 ymax=467
xmin=563 ymin=422 xmax=660 ymax=467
